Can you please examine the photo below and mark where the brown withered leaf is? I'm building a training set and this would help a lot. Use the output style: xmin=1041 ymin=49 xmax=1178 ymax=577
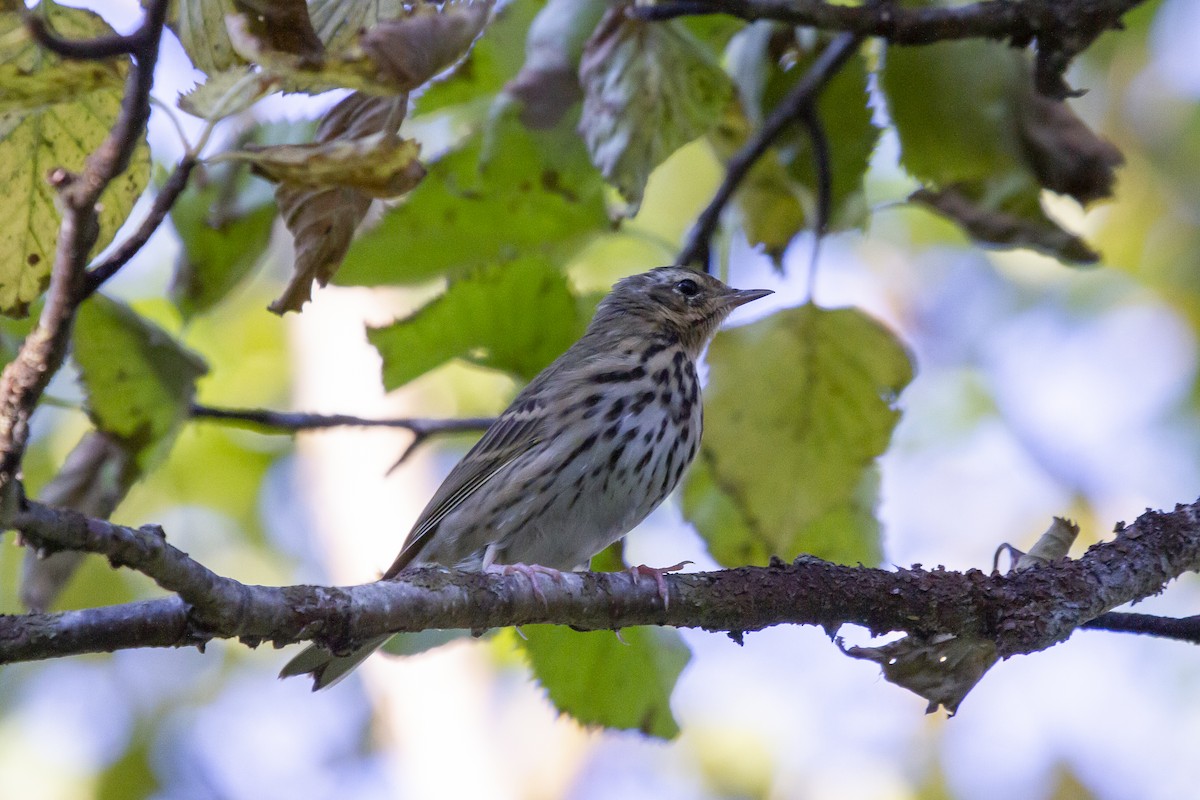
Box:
xmin=1017 ymin=92 xmax=1124 ymax=205
xmin=842 ymin=633 xmax=999 ymax=715
xmin=232 ymin=133 xmax=424 ymax=197
xmin=267 ymin=93 xmax=418 ymax=314
xmin=227 ymin=1 xmax=492 ymax=96
xmin=359 ymin=0 xmax=495 ymax=91
xmin=911 ymin=186 xmax=1099 ymax=264
xmin=272 ymin=184 xmax=372 ymax=314
xmin=233 ymin=0 xmax=323 ymax=58
xmin=21 ymin=431 xmax=138 ymax=611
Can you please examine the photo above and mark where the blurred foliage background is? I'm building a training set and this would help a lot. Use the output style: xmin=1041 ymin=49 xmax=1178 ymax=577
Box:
xmin=4 ymin=0 xmax=1200 ymax=798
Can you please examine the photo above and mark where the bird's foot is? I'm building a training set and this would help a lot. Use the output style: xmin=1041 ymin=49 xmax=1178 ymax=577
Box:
xmin=627 ymin=561 xmax=692 ymax=610
xmin=487 ymin=562 xmax=567 ymax=608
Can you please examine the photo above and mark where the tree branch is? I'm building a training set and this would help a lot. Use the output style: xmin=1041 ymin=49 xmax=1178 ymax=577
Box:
xmin=0 ymin=0 xmax=169 ymax=495
xmin=188 ymin=403 xmax=493 ymax=435
xmin=24 ymin=13 xmax=144 ymax=60
xmin=188 ymin=403 xmax=494 ymax=467
xmin=81 ymin=155 xmax=200 ymax=299
xmin=1083 ymin=611 xmax=1200 ymax=644
xmin=5 ymin=499 xmax=1200 ymax=666
xmin=632 ymin=0 xmax=1144 ymax=46
xmin=677 ymin=31 xmax=862 ymax=271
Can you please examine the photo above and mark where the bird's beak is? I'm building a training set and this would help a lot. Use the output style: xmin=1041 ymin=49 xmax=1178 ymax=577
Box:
xmin=723 ymin=288 xmax=773 ymax=309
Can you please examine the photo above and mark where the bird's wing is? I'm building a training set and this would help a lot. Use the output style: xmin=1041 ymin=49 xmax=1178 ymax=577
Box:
xmin=382 ymin=394 xmax=549 ymax=577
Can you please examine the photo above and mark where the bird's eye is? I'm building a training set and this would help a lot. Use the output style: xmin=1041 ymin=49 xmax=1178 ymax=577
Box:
xmin=675 ymin=279 xmax=700 ymax=297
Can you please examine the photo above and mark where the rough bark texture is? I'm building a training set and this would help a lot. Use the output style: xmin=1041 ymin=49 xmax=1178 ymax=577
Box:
xmin=4 ymin=500 xmax=1198 ymax=665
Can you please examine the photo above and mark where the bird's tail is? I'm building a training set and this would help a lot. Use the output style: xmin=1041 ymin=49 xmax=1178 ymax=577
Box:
xmin=278 ymin=635 xmax=392 ymax=690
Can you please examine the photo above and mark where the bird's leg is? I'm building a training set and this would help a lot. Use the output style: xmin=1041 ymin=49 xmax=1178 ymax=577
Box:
xmin=627 ymin=561 xmax=692 ymax=610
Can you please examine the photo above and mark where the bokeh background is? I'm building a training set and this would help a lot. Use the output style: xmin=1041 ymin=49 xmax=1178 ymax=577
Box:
xmin=3 ymin=1 xmax=1200 ymax=798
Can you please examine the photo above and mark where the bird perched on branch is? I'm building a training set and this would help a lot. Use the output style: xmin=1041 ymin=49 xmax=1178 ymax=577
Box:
xmin=281 ymin=265 xmax=771 ymax=689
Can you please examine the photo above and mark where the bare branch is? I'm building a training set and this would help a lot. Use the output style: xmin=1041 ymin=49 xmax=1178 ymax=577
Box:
xmin=677 ymin=31 xmax=862 ymax=271
xmin=631 ymin=0 xmax=1143 ymax=47
xmin=188 ymin=403 xmax=493 ymax=436
xmin=1083 ymin=612 xmax=1200 ymax=644
xmin=5 ymin=499 xmax=1200 ymax=665
xmin=81 ymin=156 xmax=200 ymax=299
xmin=24 ymin=13 xmax=143 ymax=60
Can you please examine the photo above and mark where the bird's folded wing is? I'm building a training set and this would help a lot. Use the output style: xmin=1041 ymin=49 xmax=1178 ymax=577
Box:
xmin=382 ymin=399 xmax=547 ymax=577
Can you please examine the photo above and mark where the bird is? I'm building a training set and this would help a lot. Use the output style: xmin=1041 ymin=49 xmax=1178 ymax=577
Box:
xmin=280 ymin=265 xmax=772 ymax=689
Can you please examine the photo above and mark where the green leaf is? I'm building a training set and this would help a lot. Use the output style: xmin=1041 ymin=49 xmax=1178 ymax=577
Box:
xmin=368 ymin=256 xmax=582 ymax=389
xmin=418 ymin=0 xmax=546 ymax=116
xmin=95 ymin=726 xmax=159 ymax=800
xmin=709 ymin=105 xmax=807 ymax=261
xmin=578 ymin=10 xmax=734 ymax=210
xmin=722 ymin=24 xmax=878 ymax=248
xmin=170 ymin=0 xmax=243 ymax=75
xmin=776 ymin=44 xmax=877 ymax=228
xmin=336 ymin=100 xmax=608 ymax=287
xmin=881 ymin=40 xmax=1116 ymax=262
xmin=0 ymin=2 xmax=151 ymax=316
xmin=682 ymin=305 xmax=912 ymax=565
xmin=307 ymin=0 xmax=403 ymax=53
xmin=882 ymin=41 xmax=1027 ymax=185
xmin=168 ymin=164 xmax=276 ymax=320
xmin=520 ymin=623 xmax=690 ymax=739
xmin=73 ymin=296 xmax=209 ymax=470
xmin=177 ymin=67 xmax=281 ymax=121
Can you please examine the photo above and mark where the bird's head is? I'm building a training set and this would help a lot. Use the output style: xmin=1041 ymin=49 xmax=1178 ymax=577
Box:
xmin=590 ymin=266 xmax=773 ymax=355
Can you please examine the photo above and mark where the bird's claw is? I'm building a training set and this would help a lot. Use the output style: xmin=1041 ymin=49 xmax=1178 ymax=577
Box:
xmin=627 ymin=561 xmax=691 ymax=610
xmin=488 ymin=562 xmax=567 ymax=608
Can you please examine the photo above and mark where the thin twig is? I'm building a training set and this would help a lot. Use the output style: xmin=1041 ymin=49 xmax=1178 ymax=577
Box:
xmin=1083 ymin=612 xmax=1200 ymax=644
xmin=188 ymin=403 xmax=493 ymax=435
xmin=81 ymin=156 xmax=199 ymax=299
xmin=676 ymin=31 xmax=863 ymax=271
xmin=0 ymin=0 xmax=170 ymax=495
xmin=24 ymin=14 xmax=143 ymax=60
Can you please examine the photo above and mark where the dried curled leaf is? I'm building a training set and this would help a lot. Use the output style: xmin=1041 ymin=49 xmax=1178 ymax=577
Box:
xmin=267 ymin=93 xmax=417 ymax=313
xmin=229 ymin=133 xmax=424 ymax=197
xmin=233 ymin=0 xmax=323 ymax=58
xmin=911 ymin=186 xmax=1099 ymax=263
xmin=227 ymin=0 xmax=493 ymax=96
xmin=882 ymin=40 xmax=1122 ymax=263
xmin=358 ymin=0 xmax=495 ymax=90
xmin=1017 ymin=93 xmax=1124 ymax=205
xmin=842 ymin=633 xmax=999 ymax=715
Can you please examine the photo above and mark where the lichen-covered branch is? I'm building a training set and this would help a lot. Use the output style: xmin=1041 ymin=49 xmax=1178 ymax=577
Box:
xmin=4 ymin=499 xmax=1200 ymax=666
